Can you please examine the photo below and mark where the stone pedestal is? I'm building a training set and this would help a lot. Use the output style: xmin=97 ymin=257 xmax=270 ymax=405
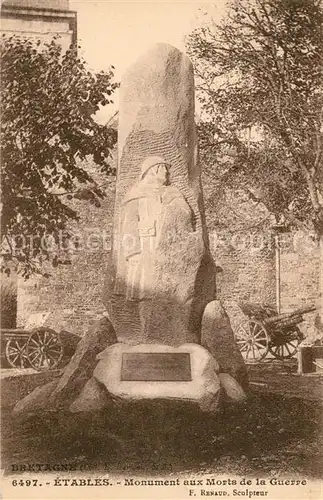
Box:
xmin=93 ymin=343 xmax=221 ymax=413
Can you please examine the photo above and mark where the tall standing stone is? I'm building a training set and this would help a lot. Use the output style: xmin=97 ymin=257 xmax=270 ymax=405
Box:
xmin=104 ymin=43 xmax=216 ymax=345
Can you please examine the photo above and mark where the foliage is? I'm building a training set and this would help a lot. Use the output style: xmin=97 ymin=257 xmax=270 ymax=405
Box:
xmin=1 ymin=36 xmax=118 ymax=277
xmin=187 ymin=0 xmax=323 ymax=236
xmin=1 ymin=280 xmax=17 ymax=329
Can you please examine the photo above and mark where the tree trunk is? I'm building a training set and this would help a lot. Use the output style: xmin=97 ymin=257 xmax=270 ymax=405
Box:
xmin=319 ymin=233 xmax=323 ymax=332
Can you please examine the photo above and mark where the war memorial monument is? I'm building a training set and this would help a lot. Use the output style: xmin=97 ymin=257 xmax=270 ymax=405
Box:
xmin=14 ymin=43 xmax=247 ymax=420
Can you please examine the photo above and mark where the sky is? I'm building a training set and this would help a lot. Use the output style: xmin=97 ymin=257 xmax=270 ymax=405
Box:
xmin=69 ymin=0 xmax=227 ymax=122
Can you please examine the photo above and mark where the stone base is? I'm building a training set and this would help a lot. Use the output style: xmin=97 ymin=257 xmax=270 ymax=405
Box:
xmin=93 ymin=343 xmax=221 ymax=413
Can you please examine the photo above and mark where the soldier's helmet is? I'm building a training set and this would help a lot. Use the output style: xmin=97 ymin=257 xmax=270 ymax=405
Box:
xmin=139 ymin=156 xmax=168 ymax=180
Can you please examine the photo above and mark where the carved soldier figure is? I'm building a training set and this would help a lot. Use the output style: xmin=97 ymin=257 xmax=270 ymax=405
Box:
xmin=114 ymin=155 xmax=193 ymax=308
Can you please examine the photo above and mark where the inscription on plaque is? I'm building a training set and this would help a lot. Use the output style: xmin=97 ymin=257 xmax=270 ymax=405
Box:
xmin=121 ymin=352 xmax=192 ymax=381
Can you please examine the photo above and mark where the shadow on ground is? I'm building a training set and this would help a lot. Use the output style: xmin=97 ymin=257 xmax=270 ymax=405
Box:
xmin=2 ymin=393 xmax=323 ymax=478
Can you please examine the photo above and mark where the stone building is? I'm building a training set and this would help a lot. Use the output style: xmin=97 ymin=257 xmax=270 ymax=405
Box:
xmin=1 ymin=0 xmax=77 ymax=51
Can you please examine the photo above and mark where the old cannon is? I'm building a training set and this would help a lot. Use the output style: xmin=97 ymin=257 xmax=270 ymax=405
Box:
xmin=235 ymin=303 xmax=316 ymax=363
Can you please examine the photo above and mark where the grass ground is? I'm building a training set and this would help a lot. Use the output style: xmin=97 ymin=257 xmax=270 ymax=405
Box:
xmin=2 ymin=392 xmax=323 ymax=479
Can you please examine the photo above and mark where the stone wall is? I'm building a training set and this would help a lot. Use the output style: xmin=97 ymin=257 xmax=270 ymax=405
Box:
xmin=213 ymin=228 xmax=320 ymax=341
xmin=213 ymin=230 xmax=276 ymax=306
xmin=17 ymin=171 xmax=115 ymax=336
xmin=280 ymin=232 xmax=320 ymax=342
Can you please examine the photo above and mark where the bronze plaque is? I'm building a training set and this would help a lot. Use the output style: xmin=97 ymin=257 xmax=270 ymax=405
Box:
xmin=121 ymin=352 xmax=192 ymax=381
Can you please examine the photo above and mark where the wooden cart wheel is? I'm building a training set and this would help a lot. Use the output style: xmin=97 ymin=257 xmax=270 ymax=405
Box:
xmin=269 ymin=329 xmax=302 ymax=359
xmin=5 ymin=339 xmax=29 ymax=368
xmin=235 ymin=320 xmax=269 ymax=363
xmin=26 ymin=328 xmax=63 ymax=371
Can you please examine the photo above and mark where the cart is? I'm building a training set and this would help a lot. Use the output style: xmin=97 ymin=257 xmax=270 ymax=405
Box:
xmin=235 ymin=303 xmax=316 ymax=363
xmin=1 ymin=326 xmax=63 ymax=370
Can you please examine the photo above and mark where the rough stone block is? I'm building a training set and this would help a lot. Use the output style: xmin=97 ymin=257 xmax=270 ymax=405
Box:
xmin=69 ymin=377 xmax=109 ymax=413
xmin=50 ymin=316 xmax=117 ymax=403
xmin=218 ymin=372 xmax=246 ymax=402
xmin=13 ymin=379 xmax=59 ymax=416
xmin=201 ymin=300 xmax=248 ymax=389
